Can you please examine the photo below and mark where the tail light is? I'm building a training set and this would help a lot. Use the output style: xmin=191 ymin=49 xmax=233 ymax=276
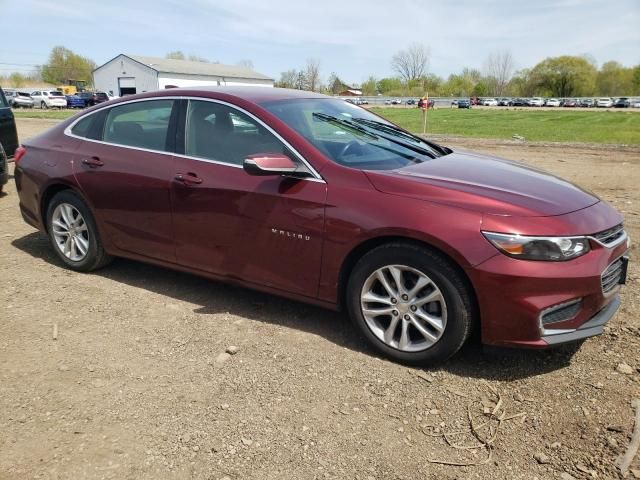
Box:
xmin=14 ymin=146 xmax=26 ymax=165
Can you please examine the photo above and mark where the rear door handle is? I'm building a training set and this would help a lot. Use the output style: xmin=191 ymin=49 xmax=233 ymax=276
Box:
xmin=81 ymin=157 xmax=104 ymax=168
xmin=174 ymin=173 xmax=203 ymax=185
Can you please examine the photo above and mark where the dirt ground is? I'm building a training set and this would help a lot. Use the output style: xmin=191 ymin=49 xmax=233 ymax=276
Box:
xmin=1 ymin=118 xmax=639 ymax=480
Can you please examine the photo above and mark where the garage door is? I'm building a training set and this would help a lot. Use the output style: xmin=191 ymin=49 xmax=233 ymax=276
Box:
xmin=118 ymin=77 xmax=136 ymax=96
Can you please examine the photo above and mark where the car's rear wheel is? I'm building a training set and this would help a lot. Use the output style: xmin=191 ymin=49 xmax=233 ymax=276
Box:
xmin=347 ymin=243 xmax=474 ymax=365
xmin=46 ymin=190 xmax=112 ymax=271
xmin=40 ymin=101 xmax=47 ymax=109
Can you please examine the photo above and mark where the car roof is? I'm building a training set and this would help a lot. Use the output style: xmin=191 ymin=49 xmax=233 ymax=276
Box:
xmin=115 ymin=86 xmax=330 ymax=104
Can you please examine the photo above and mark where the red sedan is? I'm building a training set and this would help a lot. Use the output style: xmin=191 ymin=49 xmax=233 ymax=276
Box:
xmin=14 ymin=87 xmax=629 ymax=364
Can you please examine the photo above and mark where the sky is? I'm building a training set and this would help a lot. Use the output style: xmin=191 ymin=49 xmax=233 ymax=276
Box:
xmin=2 ymin=0 xmax=638 ymax=84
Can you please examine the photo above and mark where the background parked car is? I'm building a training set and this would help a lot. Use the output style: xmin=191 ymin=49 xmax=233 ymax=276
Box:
xmin=391 ymin=99 xmax=402 ymax=105
xmin=596 ymin=98 xmax=613 ymax=108
xmin=406 ymin=99 xmax=416 ymax=105
xmin=65 ymin=94 xmax=86 ymax=108
xmin=544 ymin=98 xmax=560 ymax=107
xmin=482 ymin=98 xmax=498 ymax=106
xmin=0 ymin=87 xmax=19 ymax=159
xmin=497 ymin=98 xmax=510 ymax=106
xmin=562 ymin=98 xmax=578 ymax=107
xmin=614 ymin=97 xmax=630 ymax=108
xmin=457 ymin=99 xmax=471 ymax=109
xmin=579 ymin=98 xmax=595 ymax=108
xmin=631 ymin=99 xmax=640 ymax=108
xmin=528 ymin=97 xmax=544 ymax=107
xmin=509 ymin=98 xmax=528 ymax=106
xmin=4 ymin=90 xmax=34 ymax=108
xmin=31 ymin=90 xmax=67 ymax=109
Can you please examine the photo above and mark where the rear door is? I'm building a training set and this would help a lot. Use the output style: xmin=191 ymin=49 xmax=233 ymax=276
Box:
xmin=71 ymin=99 xmax=178 ymax=262
xmin=0 ymin=89 xmax=18 ymax=156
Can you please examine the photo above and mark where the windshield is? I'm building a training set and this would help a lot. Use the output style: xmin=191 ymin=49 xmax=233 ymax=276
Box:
xmin=261 ymin=98 xmax=449 ymax=170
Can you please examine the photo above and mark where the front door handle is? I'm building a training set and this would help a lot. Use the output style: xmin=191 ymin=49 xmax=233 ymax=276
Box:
xmin=81 ymin=157 xmax=104 ymax=168
xmin=174 ymin=173 xmax=203 ymax=186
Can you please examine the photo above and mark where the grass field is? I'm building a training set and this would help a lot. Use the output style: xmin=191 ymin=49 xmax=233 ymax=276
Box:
xmin=371 ymin=107 xmax=640 ymax=144
xmin=13 ymin=107 xmax=640 ymax=144
xmin=13 ymin=109 xmax=78 ymax=120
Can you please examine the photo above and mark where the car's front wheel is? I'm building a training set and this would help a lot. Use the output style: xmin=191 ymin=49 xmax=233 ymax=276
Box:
xmin=46 ymin=190 xmax=112 ymax=271
xmin=347 ymin=243 xmax=475 ymax=365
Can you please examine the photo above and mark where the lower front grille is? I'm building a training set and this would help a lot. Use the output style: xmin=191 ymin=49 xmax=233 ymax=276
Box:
xmin=541 ymin=299 xmax=583 ymax=326
xmin=601 ymin=258 xmax=624 ymax=294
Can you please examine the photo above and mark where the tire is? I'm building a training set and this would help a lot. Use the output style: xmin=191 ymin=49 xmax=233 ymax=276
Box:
xmin=45 ymin=190 xmax=112 ymax=272
xmin=346 ymin=242 xmax=475 ymax=365
xmin=41 ymin=101 xmax=47 ymax=109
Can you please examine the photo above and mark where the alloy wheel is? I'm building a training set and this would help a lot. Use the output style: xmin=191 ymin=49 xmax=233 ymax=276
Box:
xmin=360 ymin=264 xmax=447 ymax=352
xmin=51 ymin=203 xmax=90 ymax=261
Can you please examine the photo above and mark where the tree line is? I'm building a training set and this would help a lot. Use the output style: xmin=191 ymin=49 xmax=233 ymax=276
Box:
xmin=278 ymin=44 xmax=639 ymax=98
xmin=2 ymin=45 xmax=638 ymax=98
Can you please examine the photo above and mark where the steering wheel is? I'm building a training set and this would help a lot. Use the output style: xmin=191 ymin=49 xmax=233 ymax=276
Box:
xmin=339 ymin=140 xmax=361 ymax=159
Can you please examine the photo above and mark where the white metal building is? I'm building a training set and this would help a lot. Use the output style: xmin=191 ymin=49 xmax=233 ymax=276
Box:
xmin=93 ymin=54 xmax=274 ymax=96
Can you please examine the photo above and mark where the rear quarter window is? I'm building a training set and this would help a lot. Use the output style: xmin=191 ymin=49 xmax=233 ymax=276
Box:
xmin=103 ymin=100 xmax=174 ymax=151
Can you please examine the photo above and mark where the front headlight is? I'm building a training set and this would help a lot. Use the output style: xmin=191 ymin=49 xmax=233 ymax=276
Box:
xmin=482 ymin=231 xmax=590 ymax=261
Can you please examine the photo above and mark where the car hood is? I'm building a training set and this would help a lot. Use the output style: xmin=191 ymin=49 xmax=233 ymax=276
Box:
xmin=364 ymin=150 xmax=599 ymax=217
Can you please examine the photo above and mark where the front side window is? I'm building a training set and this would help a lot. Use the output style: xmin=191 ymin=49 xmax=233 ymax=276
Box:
xmin=261 ymin=98 xmax=448 ymax=170
xmin=103 ymin=100 xmax=173 ymax=151
xmin=185 ymin=100 xmax=293 ymax=166
xmin=0 ymin=90 xmax=7 ymax=107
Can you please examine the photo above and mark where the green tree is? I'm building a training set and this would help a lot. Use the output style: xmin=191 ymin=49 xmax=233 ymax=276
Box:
xmin=528 ymin=56 xmax=596 ymax=97
xmin=8 ymin=72 xmax=26 ymax=87
xmin=275 ymin=69 xmax=298 ymax=89
xmin=376 ymin=77 xmax=403 ymax=94
xmin=597 ymin=61 xmax=633 ymax=96
xmin=166 ymin=51 xmax=186 ymax=60
xmin=40 ymin=46 xmax=96 ymax=86
xmin=326 ymin=72 xmax=347 ymax=94
xmin=360 ymin=76 xmax=378 ymax=95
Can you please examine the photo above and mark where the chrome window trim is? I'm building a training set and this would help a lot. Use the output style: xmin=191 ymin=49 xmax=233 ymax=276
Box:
xmin=63 ymin=95 xmax=325 ymax=183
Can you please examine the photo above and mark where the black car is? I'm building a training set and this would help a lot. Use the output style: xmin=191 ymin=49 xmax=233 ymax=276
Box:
xmin=509 ymin=98 xmax=528 ymax=106
xmin=614 ymin=97 xmax=630 ymax=108
xmin=406 ymin=99 xmax=416 ymax=105
xmin=76 ymin=91 xmax=110 ymax=107
xmin=457 ymin=99 xmax=471 ymax=109
xmin=579 ymin=98 xmax=595 ymax=108
xmin=0 ymin=88 xmax=19 ymax=191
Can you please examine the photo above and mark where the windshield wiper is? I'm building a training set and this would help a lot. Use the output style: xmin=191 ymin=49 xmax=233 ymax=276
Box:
xmin=352 ymin=118 xmax=448 ymax=156
xmin=311 ymin=112 xmax=378 ymax=140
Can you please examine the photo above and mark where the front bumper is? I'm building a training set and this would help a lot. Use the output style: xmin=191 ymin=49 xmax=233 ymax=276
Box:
xmin=541 ymin=296 xmax=619 ymax=345
xmin=468 ymin=233 xmax=628 ymax=348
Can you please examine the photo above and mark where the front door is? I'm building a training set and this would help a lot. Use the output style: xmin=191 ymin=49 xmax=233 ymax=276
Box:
xmin=72 ymin=99 xmax=177 ymax=262
xmin=171 ymin=99 xmax=327 ymax=297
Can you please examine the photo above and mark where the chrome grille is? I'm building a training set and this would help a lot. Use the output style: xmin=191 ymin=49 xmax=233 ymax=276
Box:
xmin=592 ymin=224 xmax=625 ymax=247
xmin=601 ymin=258 xmax=624 ymax=294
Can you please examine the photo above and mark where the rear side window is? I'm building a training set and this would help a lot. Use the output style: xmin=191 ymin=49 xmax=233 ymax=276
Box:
xmin=71 ymin=115 xmax=94 ymax=138
xmin=0 ymin=90 xmax=7 ymax=107
xmin=103 ymin=100 xmax=174 ymax=151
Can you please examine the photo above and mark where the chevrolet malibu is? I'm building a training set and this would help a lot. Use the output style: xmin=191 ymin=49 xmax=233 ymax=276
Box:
xmin=14 ymin=87 xmax=629 ymax=364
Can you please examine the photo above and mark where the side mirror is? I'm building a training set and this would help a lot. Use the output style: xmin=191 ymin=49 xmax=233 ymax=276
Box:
xmin=243 ymin=153 xmax=301 ymax=177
